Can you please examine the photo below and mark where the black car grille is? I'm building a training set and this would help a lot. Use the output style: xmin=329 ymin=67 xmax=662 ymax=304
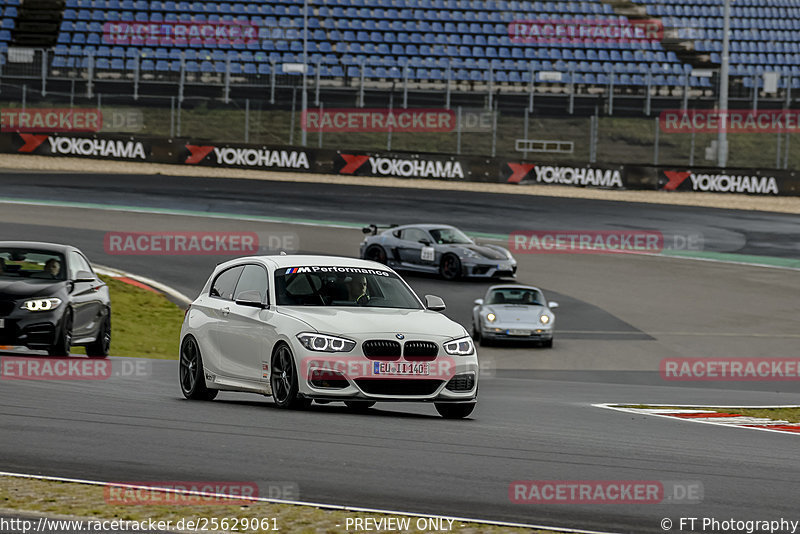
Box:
xmin=0 ymin=319 xmax=15 ymax=344
xmin=308 ymin=369 xmax=349 ymax=389
xmin=0 ymin=300 xmax=15 ymax=317
xmin=362 ymin=340 xmax=401 ymax=360
xmin=403 ymin=341 xmax=438 ymax=360
xmin=445 ymin=373 xmax=475 ymax=392
xmin=23 ymin=323 xmax=56 ymax=348
xmin=355 ymin=379 xmax=443 ymax=396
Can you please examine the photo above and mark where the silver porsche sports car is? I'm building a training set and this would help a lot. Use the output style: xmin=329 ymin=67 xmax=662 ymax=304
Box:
xmin=471 ymin=285 xmax=558 ymax=347
xmin=360 ymin=224 xmax=517 ymax=280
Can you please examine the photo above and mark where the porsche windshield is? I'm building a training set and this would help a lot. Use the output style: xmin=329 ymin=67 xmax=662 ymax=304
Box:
xmin=0 ymin=249 xmax=66 ymax=281
xmin=487 ymin=288 xmax=544 ymax=306
xmin=275 ymin=267 xmax=423 ymax=309
xmin=429 ymin=228 xmax=472 ymax=245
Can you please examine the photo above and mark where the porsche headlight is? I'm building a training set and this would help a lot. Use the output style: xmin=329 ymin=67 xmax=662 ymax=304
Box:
xmin=21 ymin=298 xmax=62 ymax=312
xmin=539 ymin=314 xmax=551 ymax=324
xmin=444 ymin=336 xmax=475 ymax=356
xmin=486 ymin=313 xmax=496 ymax=322
xmin=297 ymin=333 xmax=356 ymax=352
xmin=461 ymin=248 xmax=480 ymax=259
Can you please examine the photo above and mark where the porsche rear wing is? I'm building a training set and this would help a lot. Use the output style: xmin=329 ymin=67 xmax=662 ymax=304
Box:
xmin=362 ymin=224 xmax=398 ymax=236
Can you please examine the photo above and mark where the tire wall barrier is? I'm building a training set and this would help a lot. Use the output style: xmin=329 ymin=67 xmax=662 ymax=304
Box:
xmin=2 ymin=132 xmax=798 ymax=196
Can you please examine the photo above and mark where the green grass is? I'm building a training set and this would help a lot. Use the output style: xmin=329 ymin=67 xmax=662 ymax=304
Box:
xmin=621 ymin=405 xmax=800 ymax=423
xmin=0 ymin=476 xmax=551 ymax=534
xmin=72 ymin=275 xmax=183 ymax=360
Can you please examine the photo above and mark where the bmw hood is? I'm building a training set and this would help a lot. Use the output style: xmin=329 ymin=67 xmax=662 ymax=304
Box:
xmin=0 ymin=279 xmax=67 ymax=298
xmin=278 ymin=307 xmax=467 ymax=339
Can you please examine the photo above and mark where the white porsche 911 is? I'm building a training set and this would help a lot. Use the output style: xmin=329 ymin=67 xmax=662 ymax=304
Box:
xmin=472 ymin=284 xmax=558 ymax=347
xmin=179 ymin=255 xmax=478 ymax=418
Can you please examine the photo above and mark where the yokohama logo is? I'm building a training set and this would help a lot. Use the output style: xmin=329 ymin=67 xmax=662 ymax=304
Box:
xmin=17 ymin=133 xmax=146 ymax=159
xmin=339 ymin=154 xmax=464 ymax=179
xmin=663 ymin=171 xmax=778 ymax=195
xmin=184 ymin=144 xmax=309 ymax=169
xmin=506 ymin=163 xmax=623 ymax=188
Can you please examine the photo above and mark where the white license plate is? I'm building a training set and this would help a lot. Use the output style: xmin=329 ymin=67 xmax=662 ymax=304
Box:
xmin=373 ymin=362 xmax=430 ymax=376
xmin=0 ymin=319 xmax=4 ymax=328
xmin=508 ymin=329 xmax=531 ymax=336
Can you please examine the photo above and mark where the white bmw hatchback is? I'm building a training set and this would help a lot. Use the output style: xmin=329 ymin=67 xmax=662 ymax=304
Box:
xmin=179 ymin=255 xmax=478 ymax=418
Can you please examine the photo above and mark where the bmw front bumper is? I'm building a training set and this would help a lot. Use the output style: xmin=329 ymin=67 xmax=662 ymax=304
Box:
xmin=0 ymin=303 xmax=62 ymax=350
xmin=295 ymin=343 xmax=479 ymax=402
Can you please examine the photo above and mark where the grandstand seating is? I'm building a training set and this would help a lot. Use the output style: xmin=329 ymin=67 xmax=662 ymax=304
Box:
xmin=24 ymin=0 xmax=800 ymax=89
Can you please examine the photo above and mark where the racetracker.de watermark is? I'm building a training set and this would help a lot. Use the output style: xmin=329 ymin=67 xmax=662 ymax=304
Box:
xmin=0 ymin=357 xmax=150 ymax=380
xmin=661 ymin=358 xmax=800 ymax=381
xmin=509 ymin=18 xmax=663 ymax=44
xmin=509 ymin=230 xmax=703 ymax=254
xmin=0 ymin=108 xmax=102 ymax=133
xmin=301 ymin=355 xmax=458 ymax=382
xmin=301 ymin=108 xmax=455 ymax=132
xmin=103 ymin=481 xmax=298 ymax=505
xmin=104 ymin=231 xmax=299 ymax=255
xmin=102 ymin=21 xmax=258 ymax=45
xmin=660 ymin=109 xmax=800 ymax=134
xmin=510 ymin=480 xmax=703 ymax=504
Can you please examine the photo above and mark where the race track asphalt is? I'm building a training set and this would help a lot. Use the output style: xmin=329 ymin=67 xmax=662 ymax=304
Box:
xmin=1 ymin=171 xmax=799 ymax=533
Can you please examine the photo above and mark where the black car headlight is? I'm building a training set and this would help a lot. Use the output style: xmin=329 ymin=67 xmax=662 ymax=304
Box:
xmin=297 ymin=333 xmax=356 ymax=353
xmin=20 ymin=298 xmax=62 ymax=312
xmin=444 ymin=336 xmax=475 ymax=356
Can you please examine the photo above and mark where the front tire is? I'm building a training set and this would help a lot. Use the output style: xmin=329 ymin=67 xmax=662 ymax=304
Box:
xmin=364 ymin=245 xmax=388 ymax=264
xmin=435 ymin=402 xmax=476 ymax=419
xmin=179 ymin=336 xmax=218 ymax=400
xmin=471 ymin=322 xmax=480 ymax=341
xmin=270 ymin=343 xmax=309 ymax=409
xmin=85 ymin=313 xmax=111 ymax=358
xmin=48 ymin=308 xmax=73 ymax=357
xmin=439 ymin=254 xmax=462 ymax=281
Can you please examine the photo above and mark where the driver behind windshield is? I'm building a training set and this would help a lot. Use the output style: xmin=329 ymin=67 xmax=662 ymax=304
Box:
xmin=44 ymin=258 xmax=62 ymax=279
xmin=523 ymin=291 xmax=541 ymax=305
xmin=347 ymin=274 xmax=370 ymax=306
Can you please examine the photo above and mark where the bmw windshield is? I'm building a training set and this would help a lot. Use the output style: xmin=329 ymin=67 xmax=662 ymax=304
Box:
xmin=0 ymin=249 xmax=67 ymax=281
xmin=275 ymin=266 xmax=423 ymax=309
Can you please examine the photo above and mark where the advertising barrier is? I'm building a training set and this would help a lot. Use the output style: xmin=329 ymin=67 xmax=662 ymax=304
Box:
xmin=2 ymin=132 xmax=798 ymax=196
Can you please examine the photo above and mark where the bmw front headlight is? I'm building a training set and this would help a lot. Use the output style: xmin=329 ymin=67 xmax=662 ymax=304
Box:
xmin=444 ymin=336 xmax=475 ymax=356
xmin=297 ymin=333 xmax=356 ymax=352
xmin=21 ymin=298 xmax=62 ymax=312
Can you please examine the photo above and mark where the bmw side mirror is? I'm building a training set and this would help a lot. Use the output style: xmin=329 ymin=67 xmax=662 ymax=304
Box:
xmin=235 ymin=290 xmax=268 ymax=309
xmin=425 ymin=294 xmax=446 ymax=312
xmin=548 ymin=301 xmax=559 ymax=309
xmin=75 ymin=270 xmax=95 ymax=282
xmin=474 ymin=298 xmax=484 ymax=306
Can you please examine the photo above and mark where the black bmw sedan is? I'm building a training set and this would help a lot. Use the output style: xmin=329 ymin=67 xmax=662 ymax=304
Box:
xmin=0 ymin=242 xmax=111 ymax=357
